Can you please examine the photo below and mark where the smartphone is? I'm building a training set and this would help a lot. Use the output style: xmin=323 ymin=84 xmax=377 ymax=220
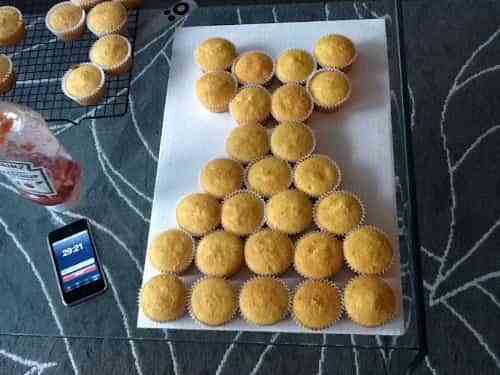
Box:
xmin=48 ymin=219 xmax=107 ymax=306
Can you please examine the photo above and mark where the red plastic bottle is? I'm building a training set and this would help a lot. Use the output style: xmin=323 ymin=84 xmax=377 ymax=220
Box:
xmin=0 ymin=102 xmax=81 ymax=210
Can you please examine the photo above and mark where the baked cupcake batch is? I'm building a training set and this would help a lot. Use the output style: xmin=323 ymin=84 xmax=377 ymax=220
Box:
xmin=140 ymin=34 xmax=398 ymax=331
xmin=0 ymin=2 xmax=138 ymax=103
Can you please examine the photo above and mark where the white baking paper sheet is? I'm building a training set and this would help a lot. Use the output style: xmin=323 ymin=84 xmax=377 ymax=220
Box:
xmin=138 ymin=19 xmax=405 ymax=336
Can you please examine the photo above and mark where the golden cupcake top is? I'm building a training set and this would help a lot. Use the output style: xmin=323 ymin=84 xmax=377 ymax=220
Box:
xmin=225 ymin=124 xmax=270 ymax=163
xmin=315 ymin=191 xmax=363 ymax=235
xmin=314 ymin=34 xmax=356 ymax=70
xmin=294 ymin=231 xmax=343 ymax=279
xmin=140 ymin=274 xmax=186 ymax=322
xmin=221 ymin=191 xmax=264 ymax=236
xmin=244 ymin=229 xmax=293 ymax=275
xmin=232 ymin=51 xmax=274 ymax=85
xmin=176 ymin=193 xmax=221 ymax=236
xmin=0 ymin=6 xmax=22 ymax=41
xmin=294 ymin=154 xmax=340 ymax=197
xmin=271 ymin=83 xmax=313 ymax=122
xmin=200 ymin=158 xmax=243 ymax=199
xmin=266 ymin=189 xmax=313 ymax=234
xmin=190 ymin=277 xmax=237 ymax=326
xmin=229 ymin=85 xmax=271 ymax=125
xmin=308 ymin=69 xmax=350 ymax=108
xmin=292 ymin=280 xmax=342 ymax=330
xmin=270 ymin=121 xmax=315 ymax=162
xmin=64 ymin=64 xmax=104 ymax=99
xmin=0 ymin=54 xmax=12 ymax=80
xmin=47 ymin=2 xmax=84 ymax=32
xmin=196 ymin=71 xmax=237 ymax=112
xmin=239 ymin=277 xmax=288 ymax=325
xmin=195 ymin=37 xmax=236 ymax=72
xmin=196 ymin=231 xmax=244 ymax=277
xmin=246 ymin=156 xmax=291 ymax=197
xmin=90 ymin=35 xmax=131 ymax=69
xmin=148 ymin=229 xmax=193 ymax=274
xmin=344 ymin=276 xmax=396 ymax=327
xmin=276 ymin=49 xmax=316 ymax=84
xmin=87 ymin=1 xmax=127 ymax=34
xmin=343 ymin=226 xmax=393 ymax=275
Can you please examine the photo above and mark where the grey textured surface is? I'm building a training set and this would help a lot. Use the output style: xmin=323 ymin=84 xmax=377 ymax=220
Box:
xmin=1 ymin=1 xmax=500 ymax=374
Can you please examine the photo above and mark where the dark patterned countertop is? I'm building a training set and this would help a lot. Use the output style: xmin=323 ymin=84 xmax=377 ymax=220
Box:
xmin=1 ymin=1 xmax=499 ymax=374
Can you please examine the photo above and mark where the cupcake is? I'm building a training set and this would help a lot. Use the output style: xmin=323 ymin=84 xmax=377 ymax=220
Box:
xmin=294 ymin=231 xmax=343 ymax=279
xmin=46 ymin=2 xmax=86 ymax=41
xmin=148 ymin=229 xmax=194 ymax=274
xmin=239 ymin=277 xmax=289 ymax=325
xmin=113 ymin=0 xmax=144 ymax=10
xmin=89 ymin=34 xmax=132 ymax=75
xmin=225 ymin=124 xmax=270 ymax=163
xmin=344 ymin=275 xmax=396 ymax=327
xmin=140 ymin=275 xmax=186 ymax=322
xmin=195 ymin=71 xmax=238 ymax=113
xmin=195 ymin=230 xmax=244 ymax=277
xmin=343 ymin=226 xmax=393 ymax=275
xmin=0 ymin=6 xmax=25 ymax=46
xmin=271 ymin=83 xmax=313 ymax=123
xmin=244 ymin=229 xmax=294 ymax=276
xmin=245 ymin=156 xmax=292 ymax=198
xmin=314 ymin=34 xmax=357 ymax=72
xmin=270 ymin=121 xmax=315 ymax=162
xmin=190 ymin=277 xmax=238 ymax=326
xmin=176 ymin=193 xmax=221 ymax=236
xmin=293 ymin=154 xmax=341 ymax=197
xmin=200 ymin=158 xmax=243 ymax=199
xmin=275 ymin=49 xmax=316 ymax=84
xmin=221 ymin=191 xmax=264 ymax=236
xmin=86 ymin=1 xmax=128 ymax=38
xmin=229 ymin=85 xmax=271 ymax=126
xmin=0 ymin=54 xmax=15 ymax=95
xmin=62 ymin=63 xmax=106 ymax=106
xmin=71 ymin=0 xmax=104 ymax=11
xmin=195 ymin=37 xmax=237 ymax=72
xmin=307 ymin=68 xmax=351 ymax=111
xmin=266 ymin=190 xmax=313 ymax=234
xmin=292 ymin=280 xmax=342 ymax=330
xmin=314 ymin=191 xmax=364 ymax=236
xmin=232 ymin=51 xmax=274 ymax=85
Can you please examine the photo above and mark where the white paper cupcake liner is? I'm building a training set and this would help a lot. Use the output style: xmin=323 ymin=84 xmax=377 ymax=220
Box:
xmin=243 ymin=155 xmax=293 ymax=198
xmin=46 ymin=2 xmax=86 ymax=41
xmin=275 ymin=48 xmax=317 ymax=85
xmin=270 ymin=122 xmax=317 ymax=163
xmin=198 ymin=157 xmax=245 ymax=199
xmin=231 ymin=50 xmax=275 ymax=86
xmin=195 ymin=37 xmax=237 ymax=73
xmin=306 ymin=68 xmax=352 ymax=113
xmin=314 ymin=34 xmax=358 ymax=72
xmin=89 ymin=34 xmax=132 ymax=75
xmin=225 ymin=122 xmax=271 ymax=164
xmin=62 ymin=62 xmax=106 ymax=106
xmin=86 ymin=2 xmax=128 ymax=38
xmin=197 ymin=71 xmax=238 ymax=113
xmin=175 ymin=192 xmax=222 ymax=237
xmin=271 ymin=83 xmax=314 ymax=123
xmin=229 ymin=84 xmax=272 ymax=125
xmin=148 ymin=228 xmax=196 ymax=275
xmin=221 ymin=190 xmax=266 ymax=237
xmin=292 ymin=154 xmax=342 ymax=198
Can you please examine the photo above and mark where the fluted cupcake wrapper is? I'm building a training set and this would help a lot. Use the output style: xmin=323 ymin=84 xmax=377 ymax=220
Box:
xmin=269 ymin=122 xmax=317 ymax=164
xmin=0 ymin=6 xmax=25 ymax=47
xmin=198 ymin=71 xmax=238 ymax=113
xmin=86 ymin=2 xmax=128 ymax=38
xmin=343 ymin=224 xmax=395 ymax=276
xmin=148 ymin=228 xmax=196 ymax=275
xmin=314 ymin=34 xmax=358 ymax=73
xmin=271 ymin=82 xmax=315 ymax=123
xmin=275 ymin=48 xmax=317 ymax=85
xmin=198 ymin=157 xmax=245 ymax=200
xmin=90 ymin=34 xmax=133 ymax=75
xmin=312 ymin=189 xmax=366 ymax=237
xmin=221 ymin=189 xmax=266 ymax=237
xmin=292 ymin=153 xmax=342 ymax=198
xmin=174 ymin=193 xmax=222 ymax=237
xmin=195 ymin=38 xmax=237 ymax=73
xmin=306 ymin=68 xmax=352 ymax=113
xmin=46 ymin=2 xmax=86 ymax=41
xmin=243 ymin=155 xmax=293 ymax=199
xmin=226 ymin=123 xmax=271 ymax=164
xmin=62 ymin=62 xmax=106 ymax=106
xmin=291 ymin=279 xmax=344 ymax=331
xmin=0 ymin=54 xmax=15 ymax=94
xmin=231 ymin=50 xmax=275 ymax=87
xmin=229 ymin=84 xmax=272 ymax=126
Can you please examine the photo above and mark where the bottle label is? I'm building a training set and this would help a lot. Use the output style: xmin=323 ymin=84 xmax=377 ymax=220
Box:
xmin=0 ymin=160 xmax=57 ymax=197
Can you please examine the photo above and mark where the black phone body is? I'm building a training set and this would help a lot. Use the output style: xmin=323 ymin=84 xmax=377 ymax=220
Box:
xmin=48 ymin=219 xmax=107 ymax=306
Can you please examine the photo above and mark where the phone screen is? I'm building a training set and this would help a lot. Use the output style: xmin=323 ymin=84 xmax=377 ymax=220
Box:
xmin=49 ymin=220 xmax=106 ymax=305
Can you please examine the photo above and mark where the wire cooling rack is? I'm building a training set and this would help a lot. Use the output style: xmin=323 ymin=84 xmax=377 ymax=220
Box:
xmin=0 ymin=0 xmax=139 ymax=124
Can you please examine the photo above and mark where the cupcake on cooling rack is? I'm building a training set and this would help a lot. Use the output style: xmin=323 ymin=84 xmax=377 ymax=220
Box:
xmin=275 ymin=49 xmax=316 ymax=84
xmin=62 ymin=63 xmax=106 ymax=105
xmin=239 ymin=277 xmax=289 ymax=325
xmin=113 ymin=0 xmax=144 ymax=10
xmin=307 ymin=68 xmax=351 ymax=112
xmin=148 ymin=229 xmax=194 ymax=274
xmin=266 ymin=190 xmax=313 ymax=235
xmin=0 ymin=54 xmax=15 ymax=95
xmin=90 ymin=34 xmax=132 ymax=75
xmin=221 ymin=191 xmax=265 ymax=236
xmin=86 ymin=1 xmax=128 ymax=37
xmin=46 ymin=2 xmax=86 ymax=41
xmin=293 ymin=154 xmax=341 ymax=198
xmin=229 ymin=85 xmax=271 ymax=126
xmin=314 ymin=191 xmax=364 ymax=236
xmin=270 ymin=121 xmax=315 ymax=162
xmin=196 ymin=71 xmax=238 ymax=113
xmin=271 ymin=83 xmax=313 ymax=123
xmin=292 ymin=280 xmax=342 ymax=330
xmin=140 ymin=274 xmax=186 ymax=322
xmin=245 ymin=156 xmax=292 ymax=198
xmin=195 ymin=230 xmax=244 ymax=277
xmin=314 ymin=34 xmax=357 ymax=72
xmin=244 ymin=229 xmax=294 ymax=276
xmin=0 ymin=6 xmax=25 ymax=47
xmin=195 ymin=37 xmax=237 ymax=72
xmin=200 ymin=158 xmax=243 ymax=199
xmin=176 ymin=193 xmax=221 ymax=236
xmin=190 ymin=277 xmax=238 ymax=326
xmin=225 ymin=124 xmax=270 ymax=164
xmin=71 ymin=0 xmax=104 ymax=11
xmin=232 ymin=51 xmax=274 ymax=86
